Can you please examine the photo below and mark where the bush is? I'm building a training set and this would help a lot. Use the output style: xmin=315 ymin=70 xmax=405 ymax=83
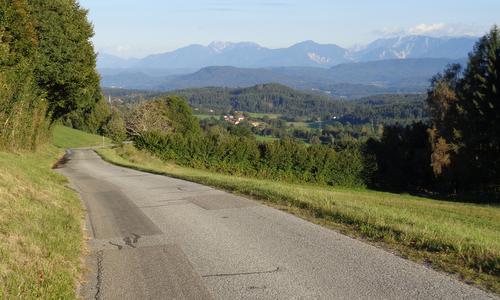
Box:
xmin=0 ymin=0 xmax=51 ymax=151
xmin=102 ymin=109 xmax=127 ymax=143
xmin=134 ymin=130 xmax=369 ymax=188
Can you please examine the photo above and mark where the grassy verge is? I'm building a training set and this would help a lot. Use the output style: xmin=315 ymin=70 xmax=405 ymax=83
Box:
xmin=97 ymin=144 xmax=500 ymax=294
xmin=0 ymin=126 xmax=111 ymax=298
xmin=52 ymin=124 xmax=110 ymax=148
xmin=0 ymin=146 xmax=84 ymax=298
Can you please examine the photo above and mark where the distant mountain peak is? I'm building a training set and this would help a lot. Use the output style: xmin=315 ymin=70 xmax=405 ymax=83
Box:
xmin=98 ymin=35 xmax=478 ymax=70
xmin=296 ymin=40 xmax=319 ymax=45
xmin=208 ymin=41 xmax=233 ymax=52
xmin=307 ymin=52 xmax=332 ymax=64
xmin=208 ymin=41 xmax=261 ymax=53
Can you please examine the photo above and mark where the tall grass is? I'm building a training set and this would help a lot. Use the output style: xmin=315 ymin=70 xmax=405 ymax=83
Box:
xmin=98 ymin=144 xmax=500 ymax=293
xmin=0 ymin=125 xmax=115 ymax=298
xmin=0 ymin=65 xmax=51 ymax=152
xmin=0 ymin=146 xmax=84 ymax=298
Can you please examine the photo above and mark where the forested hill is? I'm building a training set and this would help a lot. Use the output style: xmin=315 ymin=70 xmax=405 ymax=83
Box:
xmin=341 ymin=94 xmax=427 ymax=124
xmin=100 ymin=58 xmax=464 ymax=98
xmin=165 ymin=83 xmax=343 ymax=116
xmin=105 ymin=83 xmax=426 ymax=122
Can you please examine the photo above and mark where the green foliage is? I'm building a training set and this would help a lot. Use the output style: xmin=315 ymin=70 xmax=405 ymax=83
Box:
xmin=366 ymin=122 xmax=434 ymax=191
xmin=427 ymin=27 xmax=500 ymax=195
xmin=126 ymin=96 xmax=201 ymax=138
xmin=167 ymin=83 xmax=345 ymax=117
xmin=52 ymin=125 xmax=110 ymax=148
xmin=0 ymin=0 xmax=50 ymax=151
xmin=131 ymin=96 xmax=369 ymax=188
xmin=0 ymin=146 xmax=84 ymax=298
xmin=102 ymin=109 xmax=127 ymax=143
xmin=0 ymin=0 xmax=111 ymax=151
xmin=361 ymin=28 xmax=500 ymax=200
xmin=30 ymin=0 xmax=102 ymax=122
xmin=162 ymin=95 xmax=202 ymax=136
xmin=342 ymin=94 xmax=427 ymax=125
xmin=62 ymin=97 xmax=111 ymax=134
xmin=117 ymin=84 xmax=426 ymax=127
xmin=135 ymin=132 xmax=368 ymax=187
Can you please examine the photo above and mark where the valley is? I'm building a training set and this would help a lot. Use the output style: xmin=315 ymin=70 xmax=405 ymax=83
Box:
xmin=1 ymin=0 xmax=499 ymax=298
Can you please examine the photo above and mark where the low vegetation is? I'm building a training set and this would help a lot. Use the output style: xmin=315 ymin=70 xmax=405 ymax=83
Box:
xmin=97 ymin=144 xmax=500 ymax=293
xmin=0 ymin=125 xmax=111 ymax=298
xmin=1 ymin=1 xmax=113 ymax=298
xmin=0 ymin=146 xmax=84 ymax=298
xmin=131 ymin=97 xmax=368 ymax=188
xmin=1 ymin=0 xmax=112 ymax=151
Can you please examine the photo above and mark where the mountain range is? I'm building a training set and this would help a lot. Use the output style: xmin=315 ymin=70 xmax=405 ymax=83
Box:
xmin=101 ymin=58 xmax=465 ymax=98
xmin=98 ymin=35 xmax=477 ymax=69
xmin=98 ymin=35 xmax=476 ymax=98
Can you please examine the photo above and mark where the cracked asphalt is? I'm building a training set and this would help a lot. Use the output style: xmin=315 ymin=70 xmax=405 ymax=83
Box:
xmin=57 ymin=149 xmax=496 ymax=299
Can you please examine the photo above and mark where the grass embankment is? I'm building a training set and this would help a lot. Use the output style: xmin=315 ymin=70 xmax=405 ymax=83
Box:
xmin=97 ymin=144 xmax=500 ymax=294
xmin=52 ymin=124 xmax=110 ymax=148
xmin=0 ymin=126 xmax=107 ymax=298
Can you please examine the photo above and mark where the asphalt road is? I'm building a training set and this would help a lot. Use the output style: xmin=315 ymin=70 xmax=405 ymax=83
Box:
xmin=57 ymin=149 xmax=496 ymax=299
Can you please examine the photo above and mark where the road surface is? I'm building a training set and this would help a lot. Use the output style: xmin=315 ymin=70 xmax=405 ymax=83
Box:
xmin=57 ymin=149 xmax=495 ymax=299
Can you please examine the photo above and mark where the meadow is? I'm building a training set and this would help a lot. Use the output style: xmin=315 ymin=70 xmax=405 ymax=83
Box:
xmin=52 ymin=124 xmax=111 ymax=148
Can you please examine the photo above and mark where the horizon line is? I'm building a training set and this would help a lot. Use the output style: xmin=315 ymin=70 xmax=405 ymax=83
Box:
xmin=99 ymin=34 xmax=480 ymax=59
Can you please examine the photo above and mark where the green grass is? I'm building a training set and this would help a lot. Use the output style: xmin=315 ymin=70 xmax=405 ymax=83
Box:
xmin=254 ymin=135 xmax=280 ymax=142
xmin=246 ymin=112 xmax=281 ymax=119
xmin=0 ymin=125 xmax=115 ymax=298
xmin=0 ymin=146 xmax=84 ymax=298
xmin=288 ymin=120 xmax=336 ymax=130
xmin=97 ymin=144 xmax=500 ymax=294
xmin=288 ymin=121 xmax=312 ymax=130
xmin=194 ymin=114 xmax=218 ymax=120
xmin=52 ymin=124 xmax=110 ymax=148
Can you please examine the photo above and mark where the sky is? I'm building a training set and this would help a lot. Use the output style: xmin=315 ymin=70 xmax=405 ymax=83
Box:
xmin=79 ymin=0 xmax=500 ymax=58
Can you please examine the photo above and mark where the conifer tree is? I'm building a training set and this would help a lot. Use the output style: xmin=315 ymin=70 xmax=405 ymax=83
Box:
xmin=427 ymin=26 xmax=500 ymax=192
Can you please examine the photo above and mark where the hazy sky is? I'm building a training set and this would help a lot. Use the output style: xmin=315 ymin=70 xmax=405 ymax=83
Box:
xmin=79 ymin=0 xmax=500 ymax=58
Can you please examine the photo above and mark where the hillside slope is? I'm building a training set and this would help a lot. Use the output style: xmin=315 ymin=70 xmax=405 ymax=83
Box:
xmin=0 ymin=126 xmax=109 ymax=298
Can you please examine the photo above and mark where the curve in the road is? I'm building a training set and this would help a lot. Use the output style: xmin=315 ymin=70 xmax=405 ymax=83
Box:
xmin=57 ymin=149 xmax=496 ymax=300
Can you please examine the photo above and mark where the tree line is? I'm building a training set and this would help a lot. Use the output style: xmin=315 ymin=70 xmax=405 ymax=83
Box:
xmin=368 ymin=27 xmax=500 ymax=199
xmin=0 ymin=0 xmax=117 ymax=151
xmin=129 ymin=97 xmax=368 ymax=187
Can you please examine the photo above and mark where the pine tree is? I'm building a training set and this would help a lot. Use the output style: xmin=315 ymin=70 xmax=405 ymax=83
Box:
xmin=427 ymin=26 xmax=500 ymax=193
xmin=458 ymin=26 xmax=500 ymax=191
